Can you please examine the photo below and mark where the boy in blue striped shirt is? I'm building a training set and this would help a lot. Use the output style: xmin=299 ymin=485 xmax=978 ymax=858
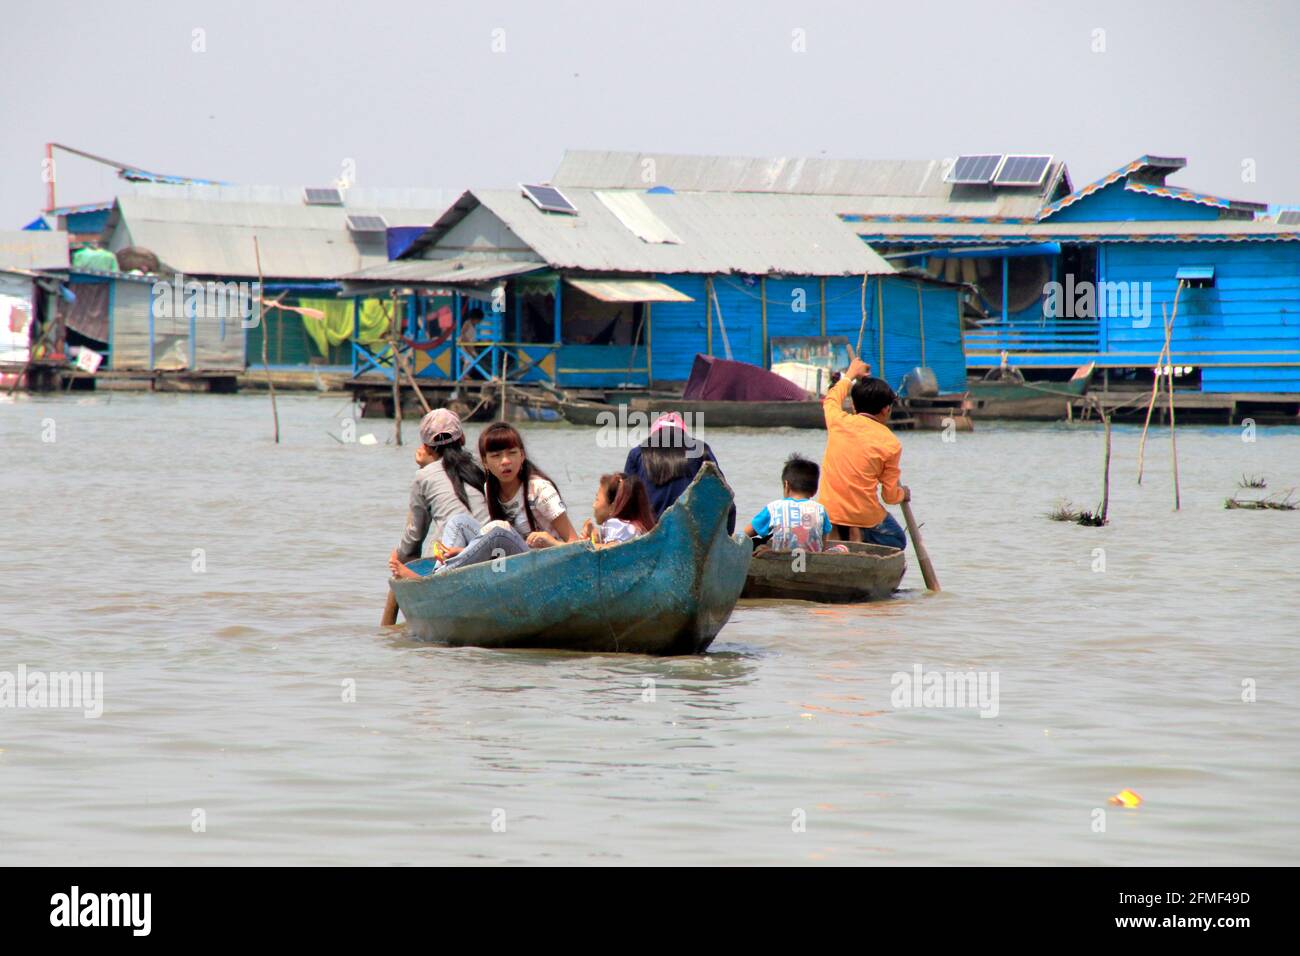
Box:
xmin=743 ymin=454 xmax=834 ymax=552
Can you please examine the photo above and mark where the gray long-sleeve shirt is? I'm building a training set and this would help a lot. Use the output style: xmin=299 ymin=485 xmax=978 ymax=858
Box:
xmin=397 ymin=461 xmax=491 ymax=561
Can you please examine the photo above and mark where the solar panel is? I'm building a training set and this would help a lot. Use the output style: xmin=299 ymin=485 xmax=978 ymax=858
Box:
xmin=995 ymin=154 xmax=1053 ymax=187
xmin=303 ymin=187 xmax=343 ymax=206
xmin=1278 ymin=210 xmax=1300 ymax=225
xmin=347 ymin=214 xmax=388 ymax=233
xmin=521 ymin=183 xmax=578 ymax=214
xmin=947 ymin=154 xmax=1004 ymax=185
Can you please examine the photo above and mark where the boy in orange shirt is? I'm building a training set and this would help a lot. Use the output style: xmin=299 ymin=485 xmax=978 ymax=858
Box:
xmin=817 ymin=357 xmax=910 ymax=550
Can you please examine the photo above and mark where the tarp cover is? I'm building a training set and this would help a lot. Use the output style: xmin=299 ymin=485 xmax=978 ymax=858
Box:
xmin=58 ymin=282 xmax=110 ymax=342
xmin=682 ymin=354 xmax=810 ymax=402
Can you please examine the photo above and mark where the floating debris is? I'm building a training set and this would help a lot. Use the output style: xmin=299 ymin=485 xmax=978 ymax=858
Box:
xmin=1108 ymin=788 xmax=1143 ymax=808
xmin=1238 ymin=473 xmax=1267 ymax=489
xmin=1225 ymin=491 xmax=1297 ymax=511
xmin=1047 ymin=500 xmax=1082 ymax=522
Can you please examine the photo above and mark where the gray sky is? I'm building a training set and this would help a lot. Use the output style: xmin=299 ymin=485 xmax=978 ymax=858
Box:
xmin=3 ymin=0 xmax=1297 ymax=226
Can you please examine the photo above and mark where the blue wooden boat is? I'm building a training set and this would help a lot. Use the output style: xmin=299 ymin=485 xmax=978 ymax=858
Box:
xmin=389 ymin=463 xmax=753 ymax=654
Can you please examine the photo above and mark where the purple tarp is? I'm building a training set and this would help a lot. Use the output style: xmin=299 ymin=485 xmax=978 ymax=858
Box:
xmin=681 ymin=354 xmax=809 ymax=402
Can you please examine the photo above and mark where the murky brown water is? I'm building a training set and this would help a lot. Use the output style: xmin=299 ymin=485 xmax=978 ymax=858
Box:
xmin=2 ymin=392 xmax=1297 ymax=864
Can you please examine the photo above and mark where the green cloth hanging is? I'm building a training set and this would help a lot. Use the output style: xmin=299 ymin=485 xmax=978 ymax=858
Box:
xmin=297 ymin=297 xmax=390 ymax=354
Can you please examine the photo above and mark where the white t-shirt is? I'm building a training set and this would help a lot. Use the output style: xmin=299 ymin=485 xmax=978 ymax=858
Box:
xmin=500 ymin=476 xmax=566 ymax=537
xmin=599 ymin=517 xmax=644 ymax=544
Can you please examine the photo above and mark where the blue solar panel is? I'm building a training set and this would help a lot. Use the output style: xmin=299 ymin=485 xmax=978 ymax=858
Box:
xmin=947 ymin=155 xmax=1003 ymax=185
xmin=994 ymin=155 xmax=1052 ymax=187
xmin=521 ymin=183 xmax=578 ymax=214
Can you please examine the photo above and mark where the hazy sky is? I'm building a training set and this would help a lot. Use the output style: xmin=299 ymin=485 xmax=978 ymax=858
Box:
xmin=2 ymin=0 xmax=1297 ymax=226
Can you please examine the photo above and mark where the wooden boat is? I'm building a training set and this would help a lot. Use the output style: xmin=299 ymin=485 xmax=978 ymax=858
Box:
xmin=741 ymin=541 xmax=905 ymax=602
xmin=967 ymin=363 xmax=1093 ymax=420
xmin=632 ymin=396 xmax=827 ymax=428
xmin=557 ymin=397 xmax=618 ymax=426
xmin=389 ymin=463 xmax=753 ymax=654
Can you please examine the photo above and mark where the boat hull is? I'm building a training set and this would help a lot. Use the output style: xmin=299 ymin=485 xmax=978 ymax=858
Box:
xmin=390 ymin=464 xmax=752 ymax=654
xmin=967 ymin=370 xmax=1091 ymax=420
xmin=557 ymin=399 xmax=618 ymax=426
xmin=741 ymin=541 xmax=905 ymax=602
xmin=633 ymin=397 xmax=826 ymax=429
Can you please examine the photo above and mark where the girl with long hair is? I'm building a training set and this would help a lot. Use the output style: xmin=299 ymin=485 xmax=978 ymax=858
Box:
xmin=477 ymin=422 xmax=579 ymax=548
xmin=622 ymin=413 xmax=736 ymax=534
xmin=580 ymin=472 xmax=657 ymax=546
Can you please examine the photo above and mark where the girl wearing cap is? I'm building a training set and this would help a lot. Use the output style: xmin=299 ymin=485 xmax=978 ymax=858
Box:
xmin=390 ymin=421 xmax=580 ymax=579
xmin=622 ymin=413 xmax=736 ymax=534
xmin=390 ymin=408 xmax=491 ymax=572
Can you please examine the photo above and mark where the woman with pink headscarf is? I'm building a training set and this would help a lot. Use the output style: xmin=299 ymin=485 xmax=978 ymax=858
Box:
xmin=622 ymin=412 xmax=736 ymax=533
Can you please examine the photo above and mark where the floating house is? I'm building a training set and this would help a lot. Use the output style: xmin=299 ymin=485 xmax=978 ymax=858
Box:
xmin=0 ymin=230 xmax=70 ymax=387
xmin=342 ymin=156 xmax=970 ymax=393
xmin=842 ymin=153 xmax=1300 ymax=395
xmin=90 ymin=184 xmax=450 ymax=374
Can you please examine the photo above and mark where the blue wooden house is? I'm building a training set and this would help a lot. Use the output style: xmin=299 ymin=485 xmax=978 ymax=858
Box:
xmin=342 ymin=155 xmax=969 ymax=394
xmin=844 ymin=154 xmax=1300 ymax=394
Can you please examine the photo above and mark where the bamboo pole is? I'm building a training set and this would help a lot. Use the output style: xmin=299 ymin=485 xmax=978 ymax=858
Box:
xmin=1098 ymin=398 xmax=1112 ymax=524
xmin=389 ymin=299 xmax=431 ymax=416
xmin=252 ymin=237 xmax=280 ymax=444
xmin=498 ymin=351 xmax=509 ymax=421
xmin=705 ymin=277 xmax=713 ymax=356
xmin=855 ymin=274 xmax=869 ymax=358
xmin=1165 ymin=304 xmax=1181 ymax=511
xmin=1136 ymin=281 xmax=1183 ymax=484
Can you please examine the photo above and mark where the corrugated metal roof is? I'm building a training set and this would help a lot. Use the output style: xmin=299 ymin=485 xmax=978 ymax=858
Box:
xmin=851 ymin=218 xmax=1300 ymax=243
xmin=413 ymin=188 xmax=895 ymax=276
xmin=106 ymin=194 xmax=450 ymax=279
xmin=553 ymin=149 xmax=1068 ymax=219
xmin=342 ymin=257 xmax=547 ymax=285
xmin=0 ymin=230 xmax=70 ymax=270
xmin=122 ymin=181 xmax=459 ymax=209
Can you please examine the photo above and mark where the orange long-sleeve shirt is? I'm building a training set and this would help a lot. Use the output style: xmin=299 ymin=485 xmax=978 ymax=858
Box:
xmin=817 ymin=376 xmax=904 ymax=528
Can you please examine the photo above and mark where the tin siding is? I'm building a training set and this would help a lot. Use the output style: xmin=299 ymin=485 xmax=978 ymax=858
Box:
xmin=648 ymin=274 xmax=708 ymax=382
xmin=1102 ymin=241 xmax=1300 ymax=392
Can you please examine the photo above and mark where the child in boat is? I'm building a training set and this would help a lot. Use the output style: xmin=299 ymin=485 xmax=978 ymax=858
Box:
xmin=476 ymin=422 xmax=579 ymax=549
xmin=389 ymin=407 xmax=490 ymax=571
xmin=580 ymin=472 xmax=657 ymax=546
xmin=742 ymin=453 xmax=834 ymax=552
xmin=623 ymin=412 xmax=736 ymax=533
xmin=818 ymin=357 xmax=909 ymax=550
xmin=390 ymin=422 xmax=580 ymax=579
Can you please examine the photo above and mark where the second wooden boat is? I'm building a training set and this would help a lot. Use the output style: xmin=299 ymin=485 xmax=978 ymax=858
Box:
xmin=741 ymin=540 xmax=906 ymax=602
xmin=967 ymin=363 xmax=1093 ymax=420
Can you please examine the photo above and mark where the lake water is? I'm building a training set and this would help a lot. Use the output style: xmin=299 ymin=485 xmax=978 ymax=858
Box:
xmin=2 ymin=392 xmax=1297 ymax=865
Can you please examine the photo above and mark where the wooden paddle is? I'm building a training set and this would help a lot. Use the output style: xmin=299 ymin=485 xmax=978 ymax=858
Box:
xmin=900 ymin=498 xmax=940 ymax=592
xmin=381 ymin=588 xmax=399 ymax=626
